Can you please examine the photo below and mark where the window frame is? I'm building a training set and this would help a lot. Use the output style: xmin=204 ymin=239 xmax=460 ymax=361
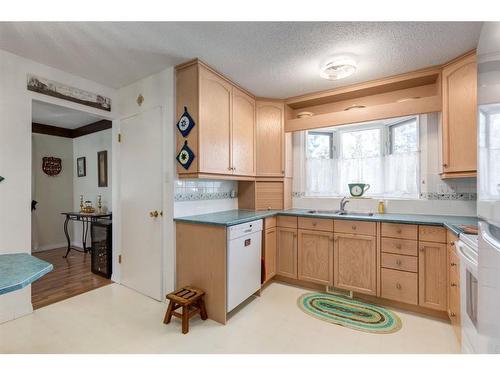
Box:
xmin=306 ymin=130 xmax=335 ymax=159
xmin=388 ymin=117 xmax=420 ymax=155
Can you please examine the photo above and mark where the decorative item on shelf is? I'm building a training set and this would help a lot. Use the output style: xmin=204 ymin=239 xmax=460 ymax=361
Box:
xmin=42 ymin=156 xmax=62 ymax=176
xmin=136 ymin=94 xmax=144 ymax=106
xmin=80 ymin=195 xmax=84 ymax=211
xmin=81 ymin=200 xmax=96 ymax=214
xmin=97 ymin=195 xmax=102 ymax=214
xmin=77 ymin=157 xmax=86 ymax=177
xmin=297 ymin=111 xmax=314 ymax=119
xmin=27 ymin=74 xmax=111 ymax=112
xmin=176 ymin=106 xmax=196 ymax=137
xmin=176 ymin=141 xmax=195 ymax=170
xmin=348 ymin=183 xmax=370 ymax=197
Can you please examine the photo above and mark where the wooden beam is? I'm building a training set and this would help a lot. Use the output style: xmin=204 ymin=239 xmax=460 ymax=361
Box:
xmin=32 ymin=122 xmax=73 ymax=138
xmin=32 ymin=119 xmax=112 ymax=138
xmin=72 ymin=119 xmax=112 ymax=138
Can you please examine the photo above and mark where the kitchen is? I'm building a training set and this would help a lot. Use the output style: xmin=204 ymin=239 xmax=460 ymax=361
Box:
xmin=0 ymin=13 xmax=499 ymax=369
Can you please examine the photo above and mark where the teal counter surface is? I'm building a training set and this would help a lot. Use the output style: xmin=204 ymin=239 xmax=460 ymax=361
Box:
xmin=0 ymin=253 xmax=53 ymax=296
xmin=174 ymin=209 xmax=477 ymax=234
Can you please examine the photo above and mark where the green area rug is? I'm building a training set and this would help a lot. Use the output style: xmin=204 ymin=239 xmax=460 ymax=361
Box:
xmin=298 ymin=293 xmax=402 ymax=334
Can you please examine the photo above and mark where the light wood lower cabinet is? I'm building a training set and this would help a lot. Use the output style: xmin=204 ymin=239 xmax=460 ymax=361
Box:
xmin=297 ymin=229 xmax=334 ymax=285
xmin=381 ymin=268 xmax=418 ymax=305
xmin=277 ymin=227 xmax=297 ymax=279
xmin=419 ymin=241 xmax=448 ymax=311
xmin=334 ymin=233 xmax=377 ymax=295
xmin=447 ymin=231 xmax=461 ymax=343
xmin=263 ymin=227 xmax=277 ymax=282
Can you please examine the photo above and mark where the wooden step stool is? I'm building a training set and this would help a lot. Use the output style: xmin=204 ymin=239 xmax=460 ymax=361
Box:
xmin=163 ymin=286 xmax=207 ymax=334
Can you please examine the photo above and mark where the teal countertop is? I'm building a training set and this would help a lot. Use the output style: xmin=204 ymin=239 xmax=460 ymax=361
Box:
xmin=174 ymin=209 xmax=477 ymax=235
xmin=0 ymin=253 xmax=53 ymax=296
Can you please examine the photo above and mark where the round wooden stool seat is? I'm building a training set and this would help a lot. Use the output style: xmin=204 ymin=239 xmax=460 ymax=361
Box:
xmin=163 ymin=286 xmax=207 ymax=334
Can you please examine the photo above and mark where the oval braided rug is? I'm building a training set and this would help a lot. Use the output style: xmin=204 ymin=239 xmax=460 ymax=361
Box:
xmin=298 ymin=293 xmax=402 ymax=334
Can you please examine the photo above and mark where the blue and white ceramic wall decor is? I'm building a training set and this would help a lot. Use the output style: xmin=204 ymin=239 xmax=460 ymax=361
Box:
xmin=176 ymin=106 xmax=196 ymax=137
xmin=176 ymin=141 xmax=195 ymax=170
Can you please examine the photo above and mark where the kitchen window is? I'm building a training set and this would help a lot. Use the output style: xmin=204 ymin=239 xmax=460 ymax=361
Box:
xmin=305 ymin=117 xmax=419 ymax=198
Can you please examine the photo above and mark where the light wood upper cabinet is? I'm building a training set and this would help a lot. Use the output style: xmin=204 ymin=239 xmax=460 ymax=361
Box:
xmin=263 ymin=227 xmax=277 ymax=282
xmin=419 ymin=241 xmax=448 ymax=311
xmin=334 ymin=233 xmax=377 ymax=295
xmin=199 ymin=66 xmax=232 ymax=175
xmin=441 ymin=52 xmax=477 ymax=178
xmin=297 ymin=229 xmax=334 ymax=285
xmin=176 ymin=60 xmax=256 ymax=179
xmin=232 ymin=88 xmax=256 ymax=176
xmin=256 ymin=101 xmax=285 ymax=177
xmin=277 ymin=227 xmax=297 ymax=279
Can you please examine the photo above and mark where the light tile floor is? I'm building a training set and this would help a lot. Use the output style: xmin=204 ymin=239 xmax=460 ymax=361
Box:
xmin=0 ymin=282 xmax=460 ymax=353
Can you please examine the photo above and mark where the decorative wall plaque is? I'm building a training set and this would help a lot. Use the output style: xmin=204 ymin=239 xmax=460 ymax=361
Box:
xmin=42 ymin=157 xmax=62 ymax=176
xmin=176 ymin=106 xmax=195 ymax=137
xmin=176 ymin=141 xmax=195 ymax=170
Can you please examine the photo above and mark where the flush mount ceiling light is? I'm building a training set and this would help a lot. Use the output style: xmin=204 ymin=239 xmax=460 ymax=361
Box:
xmin=320 ymin=57 xmax=357 ymax=80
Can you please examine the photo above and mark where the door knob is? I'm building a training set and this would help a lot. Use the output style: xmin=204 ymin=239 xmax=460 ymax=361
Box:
xmin=149 ymin=210 xmax=159 ymax=218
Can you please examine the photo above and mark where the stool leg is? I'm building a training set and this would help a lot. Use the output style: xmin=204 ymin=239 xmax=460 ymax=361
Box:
xmin=199 ymin=299 xmax=208 ymax=320
xmin=163 ymin=301 xmax=175 ymax=325
xmin=182 ymin=305 xmax=189 ymax=334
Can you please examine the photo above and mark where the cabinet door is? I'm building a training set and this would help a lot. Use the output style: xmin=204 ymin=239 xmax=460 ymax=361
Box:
xmin=441 ymin=53 xmax=477 ymax=177
xmin=264 ymin=227 xmax=277 ymax=281
xmin=419 ymin=241 xmax=447 ymax=311
xmin=232 ymin=88 xmax=255 ymax=176
xmin=199 ymin=66 xmax=232 ymax=174
xmin=256 ymin=101 xmax=284 ymax=177
xmin=334 ymin=233 xmax=377 ymax=295
xmin=298 ymin=229 xmax=334 ymax=285
xmin=277 ymin=227 xmax=297 ymax=279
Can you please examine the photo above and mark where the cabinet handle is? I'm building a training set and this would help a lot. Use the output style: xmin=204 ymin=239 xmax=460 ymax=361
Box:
xmin=396 ymin=259 xmax=402 ymax=266
xmin=420 ymin=246 xmax=425 ymax=252
xmin=312 ymin=222 xmax=317 ymax=226
xmin=443 ymin=163 xmax=448 ymax=168
xmin=396 ymin=244 xmax=402 ymax=250
xmin=227 ymin=167 xmax=232 ymax=171
xmin=397 ymin=228 xmax=402 ymax=234
xmin=396 ymin=283 xmax=402 ymax=290
xmin=450 ymin=312 xmax=456 ymax=317
xmin=451 ymin=282 xmax=457 ymax=287
xmin=450 ymin=262 xmax=457 ymax=267
xmin=352 ymin=225 xmax=357 ymax=230
xmin=450 ymin=241 xmax=455 ymax=246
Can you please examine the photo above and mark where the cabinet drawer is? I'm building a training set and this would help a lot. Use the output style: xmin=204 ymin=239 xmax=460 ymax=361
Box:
xmin=381 ymin=268 xmax=418 ymax=305
xmin=381 ymin=223 xmax=418 ymax=240
xmin=277 ymin=215 xmax=297 ymax=229
xmin=381 ymin=253 xmax=418 ymax=273
xmin=298 ymin=217 xmax=334 ymax=232
xmin=381 ymin=238 xmax=418 ymax=256
xmin=264 ymin=216 xmax=277 ymax=229
xmin=334 ymin=220 xmax=376 ymax=236
xmin=419 ymin=225 xmax=446 ymax=243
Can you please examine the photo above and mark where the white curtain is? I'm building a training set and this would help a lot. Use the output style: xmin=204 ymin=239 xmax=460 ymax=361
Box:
xmin=384 ymin=151 xmax=419 ymax=197
xmin=338 ymin=156 xmax=384 ymax=196
xmin=305 ymin=158 xmax=338 ymax=196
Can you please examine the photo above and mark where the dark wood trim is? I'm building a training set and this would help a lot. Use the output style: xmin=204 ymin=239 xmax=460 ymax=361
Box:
xmin=72 ymin=119 xmax=112 ymax=138
xmin=32 ymin=122 xmax=73 ymax=138
xmin=32 ymin=119 xmax=112 ymax=139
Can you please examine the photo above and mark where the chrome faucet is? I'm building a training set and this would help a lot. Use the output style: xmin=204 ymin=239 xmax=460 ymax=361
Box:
xmin=339 ymin=197 xmax=350 ymax=213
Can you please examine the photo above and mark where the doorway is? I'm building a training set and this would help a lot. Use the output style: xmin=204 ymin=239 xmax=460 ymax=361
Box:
xmin=30 ymin=100 xmax=113 ymax=309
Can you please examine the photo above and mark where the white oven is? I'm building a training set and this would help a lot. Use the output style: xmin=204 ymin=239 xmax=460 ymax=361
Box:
xmin=456 ymin=234 xmax=483 ymax=353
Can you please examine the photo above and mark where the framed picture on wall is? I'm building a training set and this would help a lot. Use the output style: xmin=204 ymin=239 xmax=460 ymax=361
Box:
xmin=97 ymin=150 xmax=108 ymax=187
xmin=77 ymin=157 xmax=86 ymax=177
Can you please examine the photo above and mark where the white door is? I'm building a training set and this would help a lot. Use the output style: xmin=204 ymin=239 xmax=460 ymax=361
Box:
xmin=120 ymin=107 xmax=163 ymax=301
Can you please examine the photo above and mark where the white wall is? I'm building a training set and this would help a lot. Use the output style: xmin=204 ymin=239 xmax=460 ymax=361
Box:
xmin=292 ymin=113 xmax=477 ymax=217
xmin=117 ymin=67 xmax=175 ymax=294
xmin=32 ymin=133 xmax=74 ymax=251
xmin=0 ymin=48 xmax=117 ymax=323
xmin=72 ymin=129 xmax=112 ymax=248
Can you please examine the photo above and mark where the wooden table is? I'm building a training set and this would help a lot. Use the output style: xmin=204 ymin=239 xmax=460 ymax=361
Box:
xmin=61 ymin=212 xmax=112 ymax=258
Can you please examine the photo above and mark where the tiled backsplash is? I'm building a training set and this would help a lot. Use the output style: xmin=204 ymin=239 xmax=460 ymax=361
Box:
xmin=174 ymin=179 xmax=238 ymax=201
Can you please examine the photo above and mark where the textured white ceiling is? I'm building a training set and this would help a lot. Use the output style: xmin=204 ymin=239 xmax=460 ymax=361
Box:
xmin=32 ymin=100 xmax=104 ymax=129
xmin=0 ymin=22 xmax=482 ymax=98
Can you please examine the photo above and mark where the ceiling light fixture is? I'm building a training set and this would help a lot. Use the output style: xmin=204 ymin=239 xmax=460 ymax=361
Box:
xmin=320 ymin=57 xmax=357 ymax=80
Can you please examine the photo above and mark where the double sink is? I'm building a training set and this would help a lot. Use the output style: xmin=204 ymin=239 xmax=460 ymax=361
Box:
xmin=306 ymin=209 xmax=374 ymax=217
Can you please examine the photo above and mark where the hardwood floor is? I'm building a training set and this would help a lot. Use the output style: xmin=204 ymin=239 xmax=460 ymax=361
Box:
xmin=31 ymin=247 xmax=113 ymax=310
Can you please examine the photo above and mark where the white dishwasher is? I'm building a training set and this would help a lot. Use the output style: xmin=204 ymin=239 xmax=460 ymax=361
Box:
xmin=227 ymin=219 xmax=263 ymax=312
